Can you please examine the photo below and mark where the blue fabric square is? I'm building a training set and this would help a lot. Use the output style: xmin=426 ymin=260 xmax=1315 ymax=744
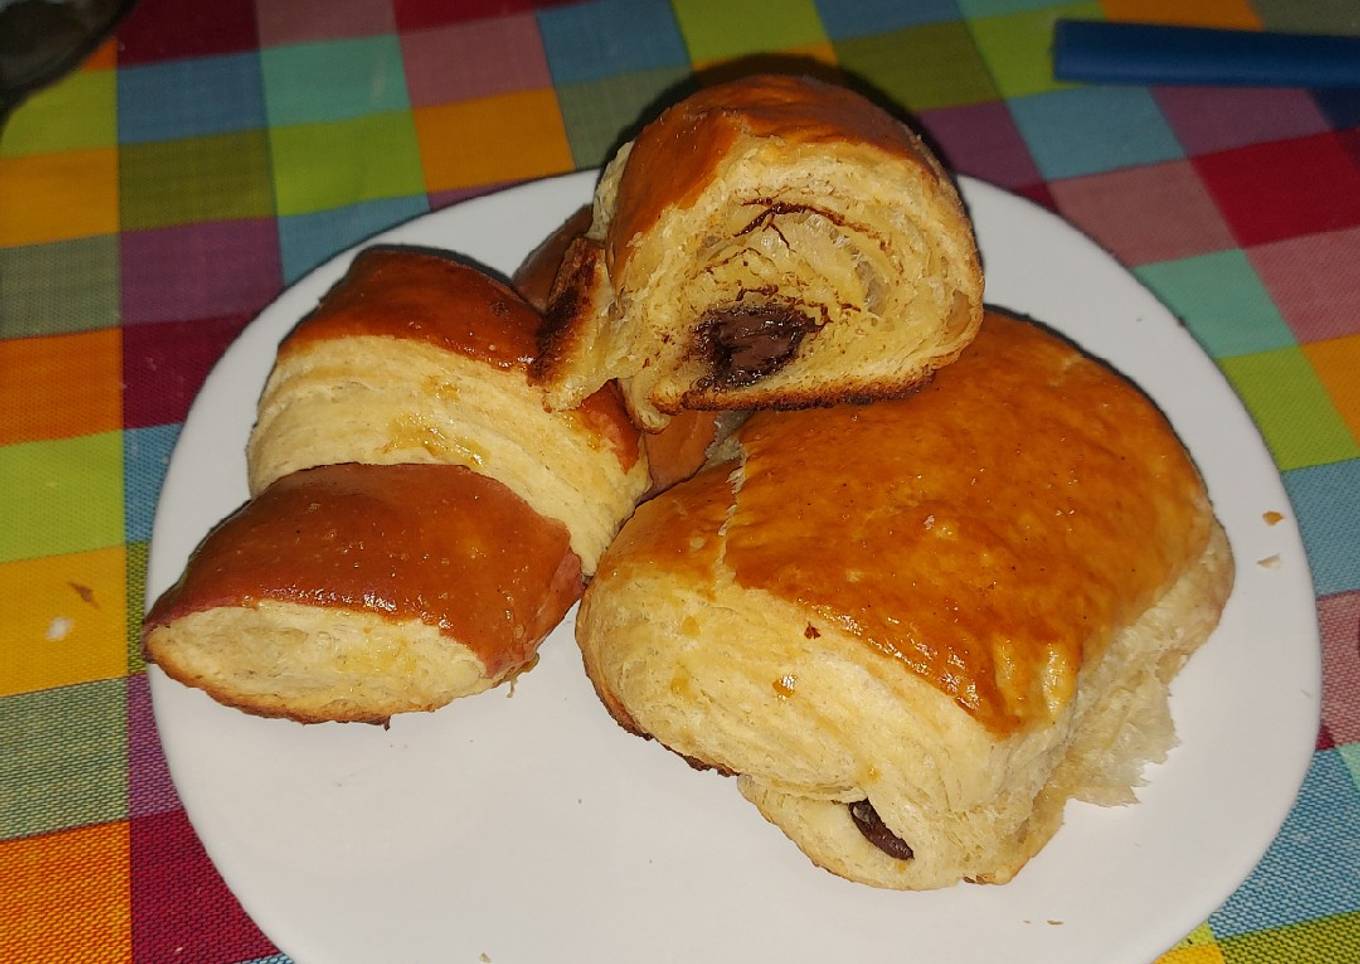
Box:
xmin=277 ymin=195 xmax=429 ymax=284
xmin=1007 ymin=86 xmax=1184 ymax=180
xmin=123 ymin=424 xmax=182 ymax=543
xmin=117 ymin=52 xmax=265 ymax=144
xmin=537 ymin=0 xmax=688 ymax=86
xmin=1282 ymin=459 xmax=1360 ymax=596
xmin=815 ymin=0 xmax=960 ymax=39
xmin=957 ymin=0 xmax=1073 ymax=13
xmin=261 ymin=36 xmax=410 ymax=126
xmin=1209 ymin=750 xmax=1360 ymax=937
xmin=1133 ymin=251 xmax=1297 ymax=359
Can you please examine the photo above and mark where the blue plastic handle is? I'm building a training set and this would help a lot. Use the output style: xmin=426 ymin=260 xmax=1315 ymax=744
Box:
xmin=1053 ymin=20 xmax=1360 ymax=88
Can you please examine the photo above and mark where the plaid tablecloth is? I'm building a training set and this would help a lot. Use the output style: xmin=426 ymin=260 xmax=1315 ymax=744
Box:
xmin=2 ymin=0 xmax=1358 ymax=961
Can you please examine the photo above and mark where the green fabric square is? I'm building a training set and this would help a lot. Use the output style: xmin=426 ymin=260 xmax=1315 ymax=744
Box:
xmin=1251 ymin=0 xmax=1360 ymax=34
xmin=1220 ymin=348 xmax=1360 ymax=471
xmin=0 ymin=70 xmax=116 ymax=157
xmin=835 ymin=22 xmax=996 ymax=111
xmin=1135 ymin=250 xmax=1296 ymax=359
xmin=262 ymin=35 xmax=410 ymax=126
xmin=0 ymin=432 xmax=125 ymax=564
xmin=557 ymin=67 xmax=694 ymax=169
xmin=968 ymin=1 xmax=1103 ymax=99
xmin=126 ymin=541 xmax=147 ymax=675
xmin=672 ymin=0 xmax=827 ymax=62
xmin=119 ymin=130 xmax=274 ymax=230
xmin=270 ymin=111 xmax=425 ymax=216
xmin=1341 ymin=742 xmax=1360 ymax=789
xmin=0 ymin=677 xmax=128 ymax=841
xmin=0 ymin=235 xmax=121 ymax=338
xmin=1220 ymin=911 xmax=1360 ymax=964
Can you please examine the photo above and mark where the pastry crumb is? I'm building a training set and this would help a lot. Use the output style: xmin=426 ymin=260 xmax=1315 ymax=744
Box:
xmin=1257 ymin=554 xmax=1282 ymax=569
xmin=1046 ymin=919 xmax=1064 ymax=926
xmin=480 ymin=954 xmax=492 ymax=963
xmin=46 ymin=617 xmax=74 ymax=642
xmin=1263 ymin=510 xmax=1284 ymax=525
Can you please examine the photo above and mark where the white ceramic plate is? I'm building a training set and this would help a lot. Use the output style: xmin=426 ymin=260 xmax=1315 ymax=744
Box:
xmin=147 ymin=173 xmax=1320 ymax=964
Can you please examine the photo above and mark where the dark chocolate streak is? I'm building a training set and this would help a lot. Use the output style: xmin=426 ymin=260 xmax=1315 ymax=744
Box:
xmin=736 ymin=199 xmax=848 ymax=238
xmin=849 ymin=800 xmax=914 ymax=861
xmin=694 ymin=305 xmax=814 ymax=388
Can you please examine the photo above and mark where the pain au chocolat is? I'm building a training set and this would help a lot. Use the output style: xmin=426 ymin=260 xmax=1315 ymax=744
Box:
xmin=533 ymin=74 xmax=983 ymax=430
xmin=512 ymin=202 xmax=736 ymax=495
xmin=576 ymin=310 xmax=1233 ymax=889
xmin=144 ymin=249 xmax=649 ymax=723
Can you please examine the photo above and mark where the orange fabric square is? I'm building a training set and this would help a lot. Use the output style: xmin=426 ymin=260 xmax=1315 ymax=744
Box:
xmin=1101 ymin=0 xmax=1259 ymax=29
xmin=0 ymin=821 xmax=131 ymax=964
xmin=414 ymin=88 xmax=573 ymax=191
xmin=81 ymin=37 xmax=118 ymax=72
xmin=0 ymin=148 xmax=118 ymax=247
xmin=0 ymin=545 xmax=128 ymax=697
xmin=0 ymin=328 xmax=122 ymax=444
xmin=1304 ymin=335 xmax=1360 ymax=446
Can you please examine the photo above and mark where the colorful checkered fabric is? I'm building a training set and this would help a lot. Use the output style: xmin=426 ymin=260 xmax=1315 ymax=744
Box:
xmin=2 ymin=1 xmax=1358 ymax=961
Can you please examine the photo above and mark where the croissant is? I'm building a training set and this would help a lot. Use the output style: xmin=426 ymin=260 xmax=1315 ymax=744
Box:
xmin=534 ymin=74 xmax=983 ymax=429
xmin=144 ymin=249 xmax=648 ymax=722
xmin=576 ymin=310 xmax=1233 ymax=888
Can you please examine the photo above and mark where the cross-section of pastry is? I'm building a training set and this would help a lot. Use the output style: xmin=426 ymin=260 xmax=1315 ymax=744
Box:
xmin=576 ymin=310 xmax=1234 ymax=889
xmin=534 ymin=74 xmax=984 ymax=430
xmin=513 ymin=204 xmax=738 ymax=494
xmin=144 ymin=249 xmax=649 ymax=723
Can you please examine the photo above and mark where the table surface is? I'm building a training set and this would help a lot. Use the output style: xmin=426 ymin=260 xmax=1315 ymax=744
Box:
xmin=2 ymin=1 xmax=1357 ymax=962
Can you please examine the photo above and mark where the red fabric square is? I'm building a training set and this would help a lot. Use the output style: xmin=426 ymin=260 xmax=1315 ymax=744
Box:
xmin=256 ymin=0 xmax=396 ymax=46
xmin=393 ymin=0 xmax=570 ymax=30
xmin=1319 ymin=590 xmax=1360 ymax=745
xmin=1317 ymin=722 xmax=1335 ymax=751
xmin=400 ymin=13 xmax=552 ymax=106
xmin=116 ymin=0 xmax=259 ymax=65
xmin=1248 ymin=226 xmax=1360 ymax=343
xmin=1049 ymin=159 xmax=1235 ymax=266
xmin=130 ymin=808 xmax=276 ymax=963
xmin=122 ymin=314 xmax=250 ymax=429
xmin=1014 ymin=181 xmax=1058 ymax=213
xmin=1341 ymin=127 xmax=1360 ymax=171
xmin=1193 ymin=132 xmax=1360 ymax=247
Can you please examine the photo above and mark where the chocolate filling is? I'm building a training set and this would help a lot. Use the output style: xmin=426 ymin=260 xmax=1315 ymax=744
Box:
xmin=848 ymin=800 xmax=914 ymax=861
xmin=694 ymin=306 xmax=815 ymax=388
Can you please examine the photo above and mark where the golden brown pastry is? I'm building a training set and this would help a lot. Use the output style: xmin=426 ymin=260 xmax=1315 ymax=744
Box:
xmin=577 ymin=310 xmax=1234 ymax=888
xmin=145 ymin=249 xmax=649 ymax=722
xmin=513 ymin=204 xmax=592 ymax=312
xmin=249 ymin=247 xmax=648 ymax=571
xmin=143 ymin=464 xmax=581 ymax=723
xmin=512 ymin=204 xmax=730 ymax=494
xmin=534 ymin=74 xmax=983 ymax=430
